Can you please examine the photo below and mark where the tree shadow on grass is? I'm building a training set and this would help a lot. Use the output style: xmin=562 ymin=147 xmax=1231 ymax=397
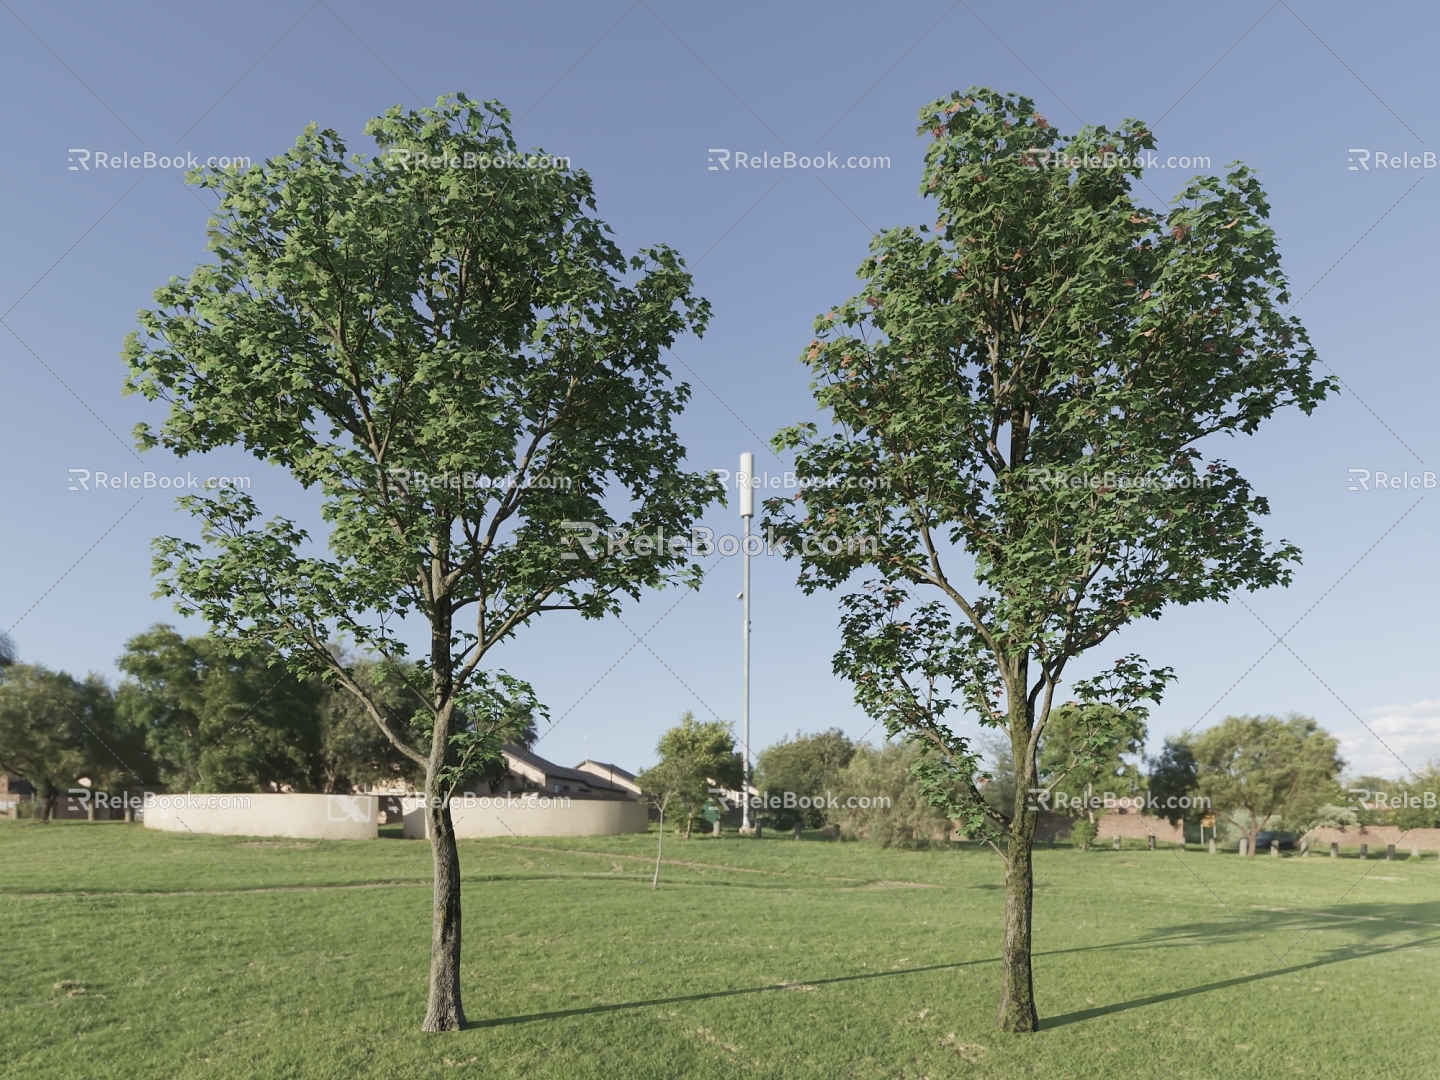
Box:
xmin=459 ymin=918 xmax=1251 ymax=1032
xmin=464 ymin=957 xmax=997 ymax=1030
xmin=1040 ymin=905 xmax=1440 ymax=1030
xmin=1041 ymin=934 xmax=1440 ymax=1028
xmin=463 ymin=901 xmax=1440 ymax=1032
xmin=1278 ymin=898 xmax=1440 ymax=928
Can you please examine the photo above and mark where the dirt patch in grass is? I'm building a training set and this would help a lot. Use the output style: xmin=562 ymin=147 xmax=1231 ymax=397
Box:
xmin=235 ymin=841 xmax=318 ymax=850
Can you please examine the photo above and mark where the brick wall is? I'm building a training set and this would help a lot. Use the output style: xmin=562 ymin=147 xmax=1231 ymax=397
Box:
xmin=1034 ymin=811 xmax=1183 ymax=844
xmin=1306 ymin=826 xmax=1440 ymax=851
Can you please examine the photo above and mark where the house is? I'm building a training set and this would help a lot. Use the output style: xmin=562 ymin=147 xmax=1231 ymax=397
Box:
xmin=0 ymin=777 xmax=130 ymax=820
xmin=486 ymin=745 xmax=636 ymax=800
xmin=406 ymin=744 xmax=648 ymax=839
xmin=573 ymin=758 xmax=642 ymax=797
xmin=0 ymin=775 xmax=33 ymax=815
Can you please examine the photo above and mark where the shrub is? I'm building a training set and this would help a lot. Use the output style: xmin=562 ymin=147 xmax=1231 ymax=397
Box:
xmin=833 ymin=741 xmax=952 ymax=847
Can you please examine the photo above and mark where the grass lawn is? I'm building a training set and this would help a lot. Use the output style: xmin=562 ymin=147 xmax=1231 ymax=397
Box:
xmin=2 ymin=819 xmax=1436 ymax=1079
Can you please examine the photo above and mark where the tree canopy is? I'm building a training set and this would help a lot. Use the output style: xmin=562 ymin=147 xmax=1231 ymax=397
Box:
xmin=122 ymin=93 xmax=717 ymax=1031
xmin=1147 ymin=736 xmax=1200 ymax=826
xmin=1189 ymin=714 xmax=1343 ymax=855
xmin=637 ymin=712 xmax=742 ymax=839
xmin=1037 ymin=703 xmax=1147 ymax=816
xmin=765 ymin=86 xmax=1330 ymax=1031
xmin=755 ymin=727 xmax=855 ymax=829
xmin=0 ymin=664 xmax=141 ymax=819
xmin=116 ymin=625 xmax=323 ymax=793
xmin=1345 ymin=766 xmax=1440 ymax=832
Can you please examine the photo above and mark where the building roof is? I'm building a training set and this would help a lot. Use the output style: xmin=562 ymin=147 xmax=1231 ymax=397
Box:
xmin=501 ymin=745 xmax=634 ymax=798
xmin=574 ymin=759 xmax=641 ymax=795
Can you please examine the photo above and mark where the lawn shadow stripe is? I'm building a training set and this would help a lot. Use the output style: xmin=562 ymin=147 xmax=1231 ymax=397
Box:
xmin=465 ymin=958 xmax=996 ymax=1030
xmin=1040 ymin=931 xmax=1440 ymax=1030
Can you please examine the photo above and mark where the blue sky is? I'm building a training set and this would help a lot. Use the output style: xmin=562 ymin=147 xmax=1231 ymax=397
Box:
xmin=2 ymin=0 xmax=1436 ymax=780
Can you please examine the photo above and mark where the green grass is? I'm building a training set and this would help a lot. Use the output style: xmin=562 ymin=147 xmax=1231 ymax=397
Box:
xmin=2 ymin=820 xmax=1436 ymax=1079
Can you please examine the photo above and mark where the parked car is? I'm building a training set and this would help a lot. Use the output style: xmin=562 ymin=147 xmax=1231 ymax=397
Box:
xmin=1255 ymin=831 xmax=1296 ymax=851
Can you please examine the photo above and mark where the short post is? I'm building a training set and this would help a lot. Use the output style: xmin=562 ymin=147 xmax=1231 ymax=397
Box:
xmin=793 ymin=821 xmax=802 ymax=840
xmin=1147 ymin=834 xmax=1156 ymax=851
xmin=712 ymin=818 xmax=721 ymax=837
xmin=1238 ymin=837 xmax=1248 ymax=858
xmin=87 ymin=802 xmax=95 ymax=821
xmin=1208 ymin=838 xmax=1217 ymax=855
xmin=1330 ymin=842 xmax=1339 ymax=858
xmin=1300 ymin=838 xmax=1309 ymax=857
xmin=1113 ymin=835 xmax=1121 ymax=850
xmin=1359 ymin=843 xmax=1368 ymax=860
xmin=1412 ymin=844 xmax=1421 ymax=860
xmin=1386 ymin=844 xmax=1395 ymax=861
xmin=1270 ymin=839 xmax=1279 ymax=858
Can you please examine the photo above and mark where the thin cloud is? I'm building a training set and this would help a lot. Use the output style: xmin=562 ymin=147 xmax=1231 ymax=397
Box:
xmin=1338 ymin=700 xmax=1440 ymax=779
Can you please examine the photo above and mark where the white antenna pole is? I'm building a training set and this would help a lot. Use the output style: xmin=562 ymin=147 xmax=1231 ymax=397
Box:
xmin=738 ymin=452 xmax=755 ymax=834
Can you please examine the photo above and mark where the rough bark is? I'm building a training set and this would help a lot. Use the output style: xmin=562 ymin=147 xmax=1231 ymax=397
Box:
xmin=422 ymin=796 xmax=465 ymax=1031
xmin=996 ymin=677 xmax=1039 ymax=1033
xmin=421 ymin=594 xmax=465 ymax=1033
xmin=996 ymin=809 xmax=1039 ymax=1031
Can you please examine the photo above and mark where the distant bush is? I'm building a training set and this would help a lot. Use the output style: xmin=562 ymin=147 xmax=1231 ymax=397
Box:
xmin=755 ymin=728 xmax=855 ymax=830
xmin=1069 ymin=818 xmax=1097 ymax=851
xmin=833 ymin=741 xmax=952 ymax=848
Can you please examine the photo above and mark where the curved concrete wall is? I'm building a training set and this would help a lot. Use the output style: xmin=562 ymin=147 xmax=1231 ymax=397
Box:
xmin=142 ymin=793 xmax=378 ymax=840
xmin=401 ymin=794 xmax=648 ymax=839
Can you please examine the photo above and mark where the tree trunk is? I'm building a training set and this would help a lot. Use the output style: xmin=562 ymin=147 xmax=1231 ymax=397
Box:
xmin=652 ymin=805 xmax=664 ymax=889
xmin=41 ymin=790 xmax=58 ymax=822
xmin=996 ymin=674 xmax=1039 ymax=1033
xmin=1248 ymin=822 xmax=1259 ymax=859
xmin=422 ymin=794 xmax=465 ymax=1032
xmin=421 ymin=593 xmax=464 ymax=1033
xmin=996 ymin=814 xmax=1039 ymax=1032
